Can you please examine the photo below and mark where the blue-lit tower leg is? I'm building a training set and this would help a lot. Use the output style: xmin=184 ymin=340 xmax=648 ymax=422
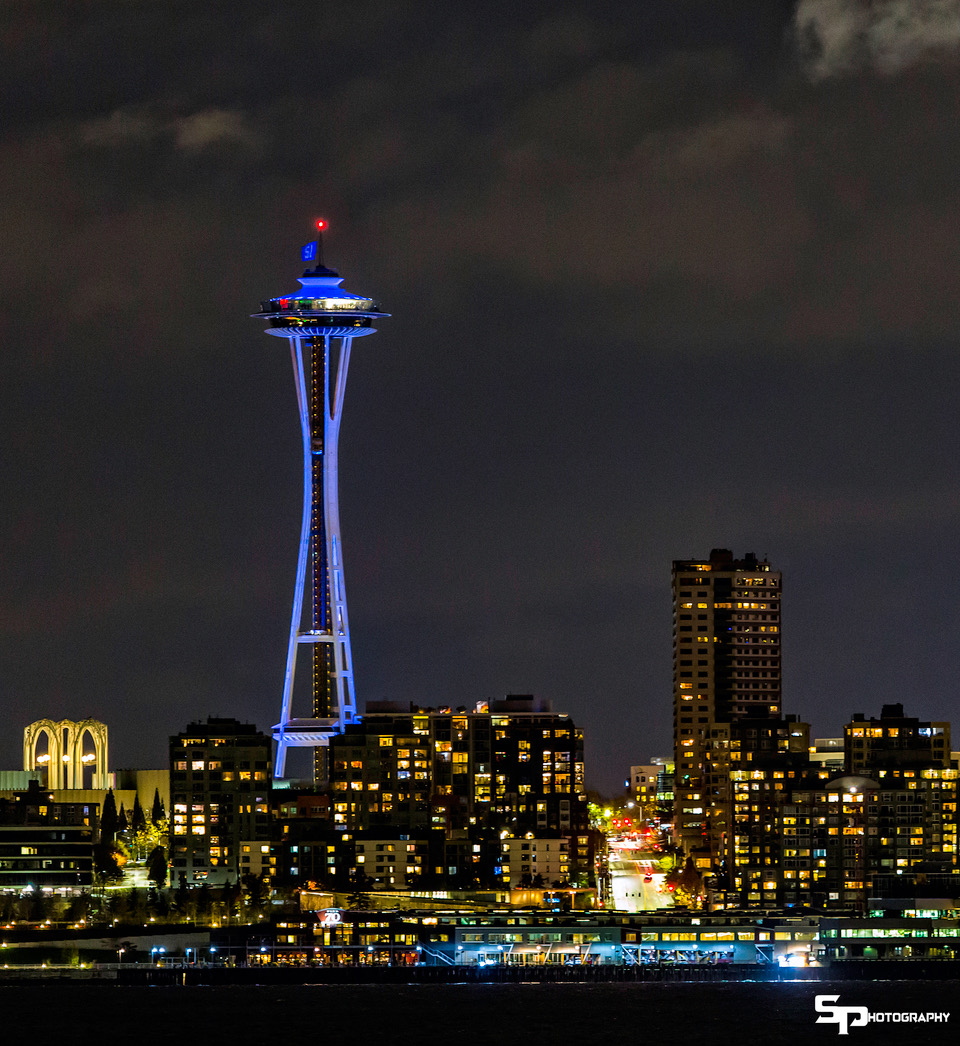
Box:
xmin=254 ymin=227 xmax=387 ymax=779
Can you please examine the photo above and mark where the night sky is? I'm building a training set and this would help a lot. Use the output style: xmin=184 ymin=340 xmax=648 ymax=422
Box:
xmin=4 ymin=1 xmax=960 ymax=793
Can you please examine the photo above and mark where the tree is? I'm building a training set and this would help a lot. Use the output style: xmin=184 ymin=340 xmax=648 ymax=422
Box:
xmin=147 ymin=845 xmax=168 ymax=889
xmin=196 ymin=883 xmax=212 ymax=919
xmin=175 ymin=870 xmax=189 ymax=907
xmin=93 ymin=841 xmax=123 ymax=884
xmin=241 ymin=873 xmax=267 ymax=913
xmin=151 ymin=788 xmax=165 ymax=825
xmin=346 ymin=870 xmax=372 ymax=909
xmin=221 ymin=878 xmax=241 ymax=922
xmin=127 ymin=888 xmax=147 ymax=922
xmin=131 ymin=794 xmax=146 ymax=834
xmin=148 ymin=886 xmax=169 ymax=920
xmin=93 ymin=791 xmax=128 ymax=884
xmin=99 ymin=788 xmax=118 ymax=843
xmin=673 ymin=856 xmax=704 ymax=910
xmin=116 ymin=803 xmax=128 ymax=834
xmin=27 ymin=889 xmax=50 ymax=923
xmin=66 ymin=891 xmax=90 ymax=923
xmin=108 ymin=888 xmax=130 ymax=923
xmin=0 ymin=893 xmax=16 ymax=923
xmin=131 ymin=791 xmax=168 ymax=863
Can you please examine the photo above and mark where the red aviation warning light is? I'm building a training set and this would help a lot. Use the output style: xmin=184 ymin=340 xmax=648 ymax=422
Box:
xmin=301 ymin=220 xmax=328 ymax=265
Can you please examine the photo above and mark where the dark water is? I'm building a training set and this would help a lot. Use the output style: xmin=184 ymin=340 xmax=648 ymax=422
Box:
xmin=5 ymin=981 xmax=960 ymax=1044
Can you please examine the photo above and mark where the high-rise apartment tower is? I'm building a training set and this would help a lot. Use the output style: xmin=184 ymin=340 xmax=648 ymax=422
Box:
xmin=169 ymin=717 xmax=273 ymax=885
xmin=672 ymin=549 xmax=781 ymax=855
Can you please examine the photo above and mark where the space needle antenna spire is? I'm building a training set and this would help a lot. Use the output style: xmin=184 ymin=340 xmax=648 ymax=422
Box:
xmin=253 ymin=221 xmax=388 ymax=780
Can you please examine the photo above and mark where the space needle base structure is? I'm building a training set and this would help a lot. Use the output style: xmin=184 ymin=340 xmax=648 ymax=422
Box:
xmin=253 ymin=224 xmax=387 ymax=778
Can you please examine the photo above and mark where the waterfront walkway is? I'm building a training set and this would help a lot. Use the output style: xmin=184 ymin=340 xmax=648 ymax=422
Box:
xmin=1 ymin=959 xmax=959 ymax=985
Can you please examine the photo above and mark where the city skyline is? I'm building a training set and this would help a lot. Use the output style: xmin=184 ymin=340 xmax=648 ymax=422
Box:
xmin=4 ymin=3 xmax=960 ymax=794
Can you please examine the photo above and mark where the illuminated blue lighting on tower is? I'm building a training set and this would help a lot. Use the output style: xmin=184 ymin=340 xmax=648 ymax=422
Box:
xmin=253 ymin=223 xmax=388 ymax=778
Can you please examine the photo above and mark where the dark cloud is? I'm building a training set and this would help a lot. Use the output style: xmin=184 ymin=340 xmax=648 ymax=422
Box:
xmin=2 ymin=1 xmax=960 ymax=790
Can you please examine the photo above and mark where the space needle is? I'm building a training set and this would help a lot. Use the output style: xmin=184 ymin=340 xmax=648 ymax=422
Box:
xmin=253 ymin=223 xmax=387 ymax=779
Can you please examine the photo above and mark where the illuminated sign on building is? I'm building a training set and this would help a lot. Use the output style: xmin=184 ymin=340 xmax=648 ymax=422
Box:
xmin=318 ymin=908 xmax=342 ymax=927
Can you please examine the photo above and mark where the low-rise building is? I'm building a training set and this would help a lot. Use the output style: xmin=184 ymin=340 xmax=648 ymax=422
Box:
xmin=0 ymin=781 xmax=97 ymax=889
xmin=845 ymin=704 xmax=950 ymax=775
xmin=500 ymin=836 xmax=571 ymax=888
xmin=355 ymin=835 xmax=429 ymax=889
